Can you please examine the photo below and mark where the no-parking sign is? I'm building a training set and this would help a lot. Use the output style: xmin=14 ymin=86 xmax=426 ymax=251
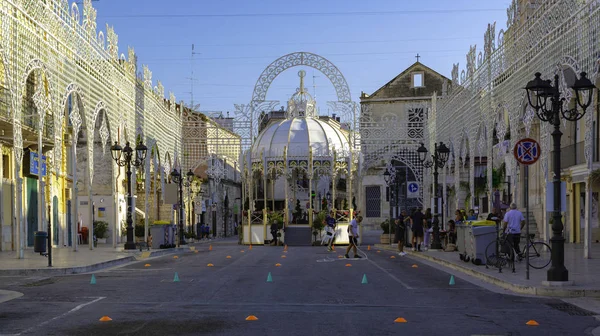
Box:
xmin=513 ymin=138 xmax=541 ymax=165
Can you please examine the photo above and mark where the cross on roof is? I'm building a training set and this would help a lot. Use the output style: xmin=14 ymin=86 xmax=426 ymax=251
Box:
xmin=415 ymin=54 xmax=421 ymax=62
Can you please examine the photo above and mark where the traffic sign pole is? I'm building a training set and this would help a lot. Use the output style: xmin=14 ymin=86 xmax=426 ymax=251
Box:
xmin=513 ymin=138 xmax=540 ymax=281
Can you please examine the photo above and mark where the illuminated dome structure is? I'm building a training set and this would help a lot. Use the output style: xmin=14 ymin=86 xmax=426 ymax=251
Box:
xmin=242 ymin=70 xmax=357 ymax=246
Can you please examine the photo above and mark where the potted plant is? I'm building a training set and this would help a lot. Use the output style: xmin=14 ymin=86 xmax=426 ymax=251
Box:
xmin=93 ymin=221 xmax=109 ymax=244
xmin=380 ymin=219 xmax=395 ymax=244
xmin=312 ymin=210 xmax=326 ymax=245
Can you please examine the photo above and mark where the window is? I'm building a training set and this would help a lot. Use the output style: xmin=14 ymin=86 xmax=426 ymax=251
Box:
xmin=412 ymin=72 xmax=424 ymax=88
xmin=365 ymin=186 xmax=381 ymax=218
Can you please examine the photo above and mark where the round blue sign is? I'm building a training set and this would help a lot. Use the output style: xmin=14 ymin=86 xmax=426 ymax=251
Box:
xmin=408 ymin=183 xmax=419 ymax=193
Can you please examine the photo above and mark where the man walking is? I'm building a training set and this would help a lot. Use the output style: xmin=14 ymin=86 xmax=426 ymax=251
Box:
xmin=411 ymin=208 xmax=425 ymax=252
xmin=345 ymin=215 xmax=362 ymax=259
xmin=324 ymin=211 xmax=337 ymax=251
xmin=502 ymin=203 xmax=525 ymax=255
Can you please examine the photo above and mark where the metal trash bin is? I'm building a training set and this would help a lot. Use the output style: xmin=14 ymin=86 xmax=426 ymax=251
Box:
xmin=34 ymin=231 xmax=48 ymax=253
xmin=469 ymin=220 xmax=496 ymax=227
xmin=469 ymin=226 xmax=497 ymax=265
xmin=456 ymin=223 xmax=469 ymax=253
xmin=150 ymin=222 xmax=176 ymax=249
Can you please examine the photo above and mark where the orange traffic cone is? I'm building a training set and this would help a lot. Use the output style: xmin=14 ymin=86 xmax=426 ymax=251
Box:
xmin=209 ymin=244 xmax=212 ymax=251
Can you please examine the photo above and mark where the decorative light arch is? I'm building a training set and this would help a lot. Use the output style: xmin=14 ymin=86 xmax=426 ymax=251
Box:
xmin=20 ymin=59 xmax=55 ymax=109
xmin=236 ymin=52 xmax=356 ymax=150
xmin=251 ymin=52 xmax=352 ymax=103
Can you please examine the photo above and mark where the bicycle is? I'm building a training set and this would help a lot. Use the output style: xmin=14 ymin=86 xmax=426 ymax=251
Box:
xmin=516 ymin=233 xmax=552 ymax=269
xmin=485 ymin=232 xmax=552 ymax=273
xmin=485 ymin=232 xmax=516 ymax=273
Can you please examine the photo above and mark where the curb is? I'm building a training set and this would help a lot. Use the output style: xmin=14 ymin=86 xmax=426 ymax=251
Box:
xmin=374 ymin=244 xmax=600 ymax=298
xmin=0 ymin=247 xmax=191 ymax=276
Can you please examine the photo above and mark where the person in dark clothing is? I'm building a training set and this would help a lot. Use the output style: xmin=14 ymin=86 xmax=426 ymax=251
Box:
xmin=411 ymin=208 xmax=425 ymax=251
xmin=487 ymin=208 xmax=501 ymax=222
xmin=447 ymin=220 xmax=457 ymax=244
xmin=270 ymin=221 xmax=279 ymax=245
xmin=395 ymin=212 xmax=408 ymax=256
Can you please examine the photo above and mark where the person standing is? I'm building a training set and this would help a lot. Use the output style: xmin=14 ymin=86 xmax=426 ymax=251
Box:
xmin=324 ymin=211 xmax=337 ymax=251
xmin=345 ymin=215 xmax=362 ymax=259
xmin=411 ymin=208 xmax=425 ymax=252
xmin=502 ymin=203 xmax=525 ymax=255
xmin=270 ymin=220 xmax=279 ymax=245
xmin=395 ymin=215 xmax=407 ymax=256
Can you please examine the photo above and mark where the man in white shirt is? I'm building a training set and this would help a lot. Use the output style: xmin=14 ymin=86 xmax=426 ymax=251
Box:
xmin=502 ymin=203 xmax=525 ymax=255
xmin=345 ymin=215 xmax=362 ymax=259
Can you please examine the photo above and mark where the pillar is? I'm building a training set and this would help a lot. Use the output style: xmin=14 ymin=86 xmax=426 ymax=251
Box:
xmin=71 ymin=142 xmax=78 ymax=252
xmin=584 ymin=177 xmax=592 ymax=258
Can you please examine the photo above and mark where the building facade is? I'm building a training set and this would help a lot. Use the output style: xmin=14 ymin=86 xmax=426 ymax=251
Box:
xmin=359 ymin=61 xmax=450 ymax=228
xmin=430 ymin=0 xmax=600 ymax=257
xmin=0 ymin=0 xmax=183 ymax=256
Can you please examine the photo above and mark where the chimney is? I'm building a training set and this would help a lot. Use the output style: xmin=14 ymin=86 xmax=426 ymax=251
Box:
xmin=332 ymin=113 xmax=336 ymax=119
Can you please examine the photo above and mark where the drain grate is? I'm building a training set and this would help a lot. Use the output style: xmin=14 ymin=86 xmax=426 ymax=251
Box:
xmin=546 ymin=302 xmax=597 ymax=316
xmin=323 ymin=298 xmax=357 ymax=304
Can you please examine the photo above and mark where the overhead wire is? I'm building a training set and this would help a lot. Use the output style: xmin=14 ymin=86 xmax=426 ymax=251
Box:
xmin=100 ymin=8 xmax=506 ymax=19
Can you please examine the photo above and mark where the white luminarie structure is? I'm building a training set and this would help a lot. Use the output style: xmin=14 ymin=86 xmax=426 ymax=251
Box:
xmin=431 ymin=0 xmax=600 ymax=257
xmin=0 ymin=0 xmax=182 ymax=256
xmin=241 ymin=69 xmax=358 ymax=246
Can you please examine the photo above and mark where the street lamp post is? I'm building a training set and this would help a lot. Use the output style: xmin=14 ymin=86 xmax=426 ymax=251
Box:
xmin=170 ymin=168 xmax=195 ymax=246
xmin=111 ymin=141 xmax=147 ymax=250
xmin=417 ymin=142 xmax=450 ymax=250
xmin=525 ymin=71 xmax=595 ymax=282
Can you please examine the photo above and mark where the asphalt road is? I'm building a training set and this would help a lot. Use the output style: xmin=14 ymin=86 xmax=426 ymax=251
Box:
xmin=0 ymin=238 xmax=598 ymax=336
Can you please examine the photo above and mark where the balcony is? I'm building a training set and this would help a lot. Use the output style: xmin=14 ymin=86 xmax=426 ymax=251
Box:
xmin=550 ymin=142 xmax=585 ymax=169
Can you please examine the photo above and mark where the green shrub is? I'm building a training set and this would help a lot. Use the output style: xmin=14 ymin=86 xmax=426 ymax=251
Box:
xmin=380 ymin=219 xmax=395 ymax=234
xmin=93 ymin=221 xmax=109 ymax=239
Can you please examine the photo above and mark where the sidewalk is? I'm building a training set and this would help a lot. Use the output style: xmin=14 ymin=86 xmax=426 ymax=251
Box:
xmin=0 ymin=238 xmax=221 ymax=276
xmin=375 ymin=242 xmax=600 ymax=298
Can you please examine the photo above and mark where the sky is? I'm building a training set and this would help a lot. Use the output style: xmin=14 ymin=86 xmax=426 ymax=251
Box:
xmin=92 ymin=0 xmax=512 ymax=117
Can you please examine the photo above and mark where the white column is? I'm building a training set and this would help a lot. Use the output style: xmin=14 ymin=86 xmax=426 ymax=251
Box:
xmin=38 ymin=126 xmax=44 ymax=233
xmin=71 ymin=143 xmax=78 ymax=252
xmin=88 ymin=191 xmax=93 ymax=250
xmin=584 ymin=177 xmax=592 ymax=259
xmin=113 ymin=165 xmax=118 ymax=248
xmin=16 ymin=176 xmax=24 ymax=259
xmin=0 ymin=144 xmax=3 ymax=251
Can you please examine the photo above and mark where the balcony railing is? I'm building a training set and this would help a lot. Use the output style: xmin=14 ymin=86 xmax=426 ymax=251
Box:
xmin=550 ymin=142 xmax=585 ymax=169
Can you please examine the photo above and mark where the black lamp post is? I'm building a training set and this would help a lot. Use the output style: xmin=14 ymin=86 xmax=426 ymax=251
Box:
xmin=111 ymin=141 xmax=147 ymax=250
xmin=525 ymin=71 xmax=595 ymax=282
xmin=417 ymin=142 xmax=450 ymax=250
xmin=171 ymin=168 xmax=195 ymax=246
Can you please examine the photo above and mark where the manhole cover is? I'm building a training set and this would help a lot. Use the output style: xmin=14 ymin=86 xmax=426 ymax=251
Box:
xmin=546 ymin=302 xmax=596 ymax=316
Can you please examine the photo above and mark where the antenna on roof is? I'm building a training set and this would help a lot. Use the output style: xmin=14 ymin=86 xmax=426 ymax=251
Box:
xmin=186 ymin=44 xmax=201 ymax=111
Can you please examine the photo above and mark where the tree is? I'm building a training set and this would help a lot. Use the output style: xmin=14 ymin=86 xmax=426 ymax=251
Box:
xmin=294 ymin=199 xmax=303 ymax=224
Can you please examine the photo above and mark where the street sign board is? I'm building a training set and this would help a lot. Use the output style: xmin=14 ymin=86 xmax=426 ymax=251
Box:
xmin=513 ymin=138 xmax=541 ymax=165
xmin=407 ymin=182 xmax=419 ymax=198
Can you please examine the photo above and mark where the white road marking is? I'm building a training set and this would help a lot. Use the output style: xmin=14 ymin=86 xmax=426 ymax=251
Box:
xmin=367 ymin=258 xmax=413 ymax=289
xmin=16 ymin=296 xmax=105 ymax=335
